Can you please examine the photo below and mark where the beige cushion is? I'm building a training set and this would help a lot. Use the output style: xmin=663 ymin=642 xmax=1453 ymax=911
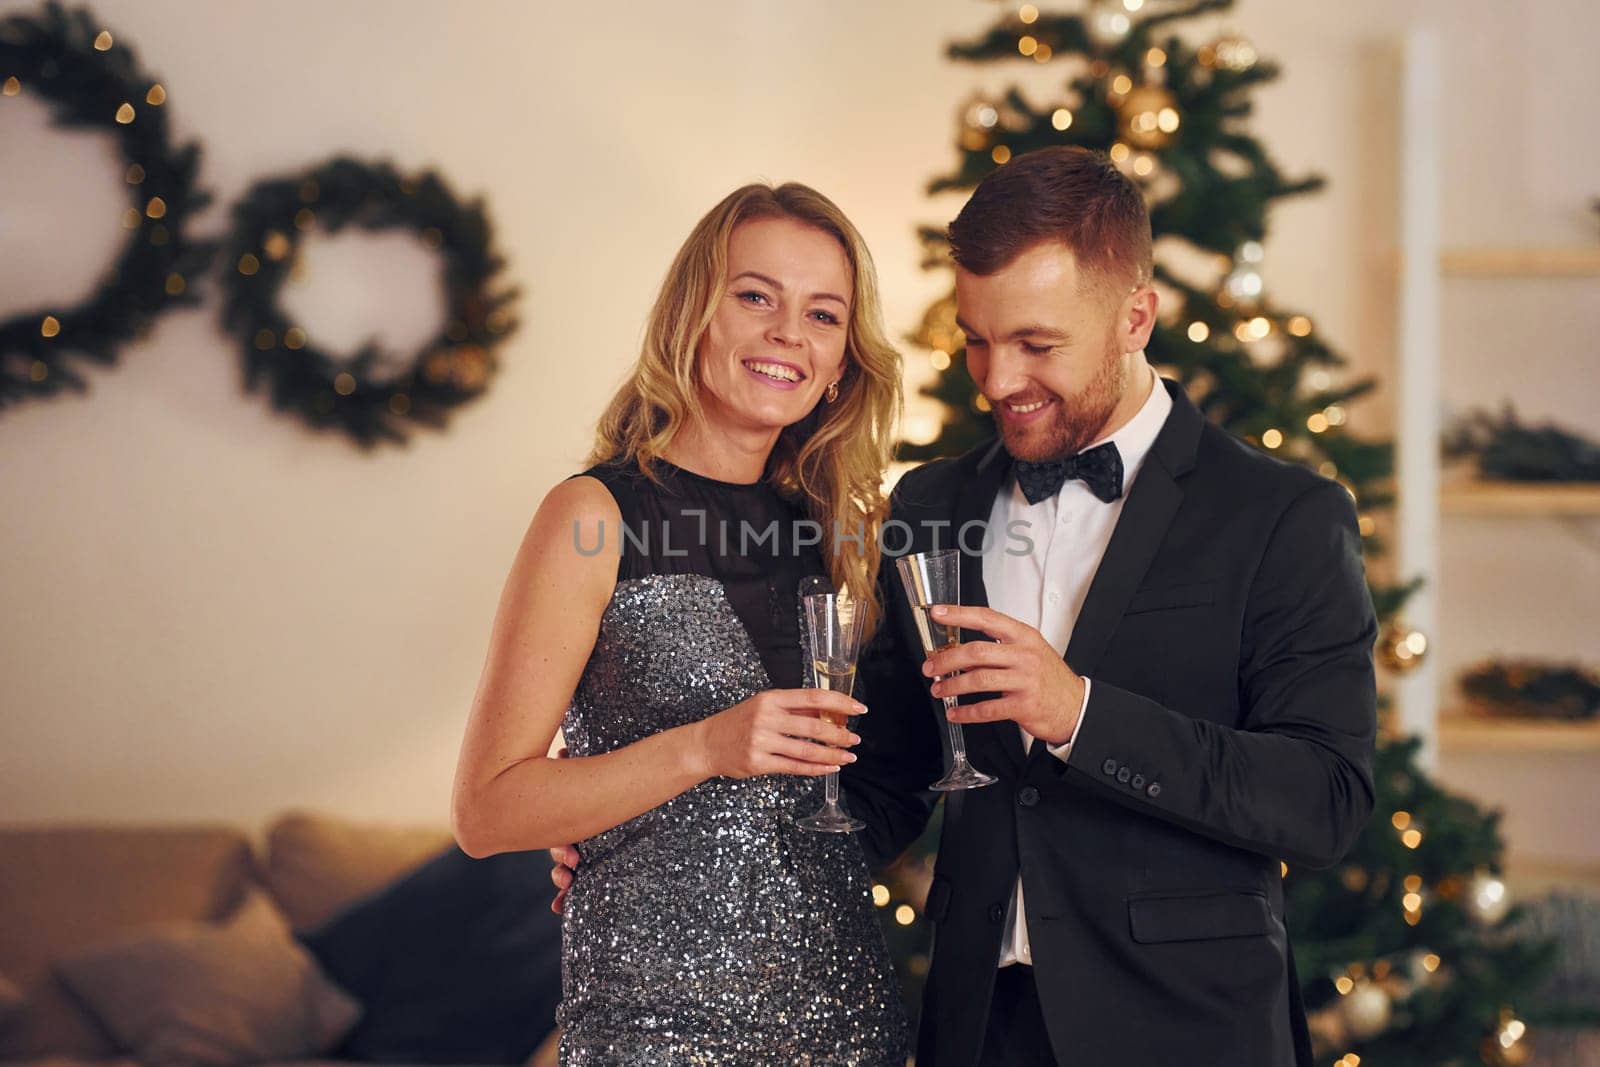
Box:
xmin=54 ymin=888 xmax=360 ymax=1067
xmin=261 ymin=811 xmax=451 ymax=931
xmin=0 ymin=825 xmax=256 ymax=1058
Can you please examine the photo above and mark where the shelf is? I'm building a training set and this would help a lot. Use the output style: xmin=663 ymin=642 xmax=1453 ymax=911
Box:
xmin=1437 ymin=712 xmax=1600 ymax=754
xmin=1501 ymin=856 xmax=1600 ymax=894
xmin=1440 ymin=246 xmax=1600 ymax=277
xmin=1440 ymin=480 xmax=1600 ymax=516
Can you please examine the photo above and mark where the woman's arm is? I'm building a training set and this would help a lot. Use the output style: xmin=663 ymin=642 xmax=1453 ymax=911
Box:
xmin=451 ymin=475 xmax=863 ymax=857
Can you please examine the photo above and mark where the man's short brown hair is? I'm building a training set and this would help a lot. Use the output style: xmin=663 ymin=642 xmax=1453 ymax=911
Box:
xmin=947 ymin=146 xmax=1153 ymax=292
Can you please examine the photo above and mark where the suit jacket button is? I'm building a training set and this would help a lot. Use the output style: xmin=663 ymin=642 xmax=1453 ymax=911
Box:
xmin=1146 ymin=782 xmax=1162 ymax=798
xmin=1018 ymin=786 xmax=1039 ymax=807
xmin=1131 ymin=774 xmax=1145 ymax=789
xmin=988 ymin=903 xmax=1005 ymax=924
xmin=1102 ymin=758 xmax=1119 ymax=776
xmin=1116 ymin=767 xmax=1132 ymax=784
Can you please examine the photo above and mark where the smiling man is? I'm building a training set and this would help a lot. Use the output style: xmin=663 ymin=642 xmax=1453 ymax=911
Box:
xmin=843 ymin=146 xmax=1379 ymax=1067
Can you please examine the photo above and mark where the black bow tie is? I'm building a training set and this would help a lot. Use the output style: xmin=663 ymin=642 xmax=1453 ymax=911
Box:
xmin=1014 ymin=441 xmax=1124 ymax=505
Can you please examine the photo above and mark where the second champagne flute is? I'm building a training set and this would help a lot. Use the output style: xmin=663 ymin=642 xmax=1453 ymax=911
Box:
xmin=796 ymin=576 xmax=866 ymax=832
xmin=894 ymin=549 xmax=998 ymax=791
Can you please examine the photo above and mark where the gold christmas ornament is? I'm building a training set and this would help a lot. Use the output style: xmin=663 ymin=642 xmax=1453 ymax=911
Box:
xmin=1118 ymin=83 xmax=1179 ymax=150
xmin=913 ymin=294 xmax=961 ymax=356
xmin=1339 ymin=979 xmax=1392 ymax=1041
xmin=1377 ymin=621 xmax=1428 ymax=673
xmin=1085 ymin=0 xmax=1131 ymax=48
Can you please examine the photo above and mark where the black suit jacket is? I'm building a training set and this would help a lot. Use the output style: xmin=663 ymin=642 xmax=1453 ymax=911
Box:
xmin=843 ymin=378 xmax=1378 ymax=1067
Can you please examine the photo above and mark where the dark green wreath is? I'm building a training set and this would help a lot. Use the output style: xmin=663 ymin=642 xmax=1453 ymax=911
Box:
xmin=1444 ymin=405 xmax=1600 ymax=482
xmin=0 ymin=0 xmax=213 ymax=407
xmin=219 ymin=157 xmax=519 ymax=446
xmin=1460 ymin=659 xmax=1600 ymax=721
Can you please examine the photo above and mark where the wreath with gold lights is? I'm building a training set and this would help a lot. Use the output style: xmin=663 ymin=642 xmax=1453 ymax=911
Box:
xmin=0 ymin=1 xmax=214 ymax=408
xmin=219 ymin=157 xmax=518 ymax=446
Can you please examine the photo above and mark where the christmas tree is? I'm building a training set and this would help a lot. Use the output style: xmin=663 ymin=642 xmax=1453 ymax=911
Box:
xmin=872 ymin=3 xmax=1557 ymax=1063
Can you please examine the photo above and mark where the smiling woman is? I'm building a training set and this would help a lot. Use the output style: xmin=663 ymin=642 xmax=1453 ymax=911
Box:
xmin=589 ymin=182 xmax=903 ymax=627
xmin=450 ymin=181 xmax=908 ymax=1064
xmin=689 ymin=218 xmax=852 ymax=443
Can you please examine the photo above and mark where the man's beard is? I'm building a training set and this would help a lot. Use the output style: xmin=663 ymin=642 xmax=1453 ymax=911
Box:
xmin=995 ymin=340 xmax=1126 ymax=463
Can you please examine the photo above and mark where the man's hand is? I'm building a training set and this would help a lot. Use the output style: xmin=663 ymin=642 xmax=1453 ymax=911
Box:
xmin=550 ymin=844 xmax=578 ymax=914
xmin=548 ymin=743 xmax=578 ymax=915
xmin=921 ymin=604 xmax=1086 ymax=744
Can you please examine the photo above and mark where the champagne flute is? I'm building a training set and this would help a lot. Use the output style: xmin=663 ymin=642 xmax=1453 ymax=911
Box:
xmin=894 ymin=549 xmax=998 ymax=791
xmin=797 ymin=576 xmax=866 ymax=833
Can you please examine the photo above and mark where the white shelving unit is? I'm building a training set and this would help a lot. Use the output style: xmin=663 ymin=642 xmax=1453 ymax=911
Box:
xmin=1394 ymin=29 xmax=1600 ymax=889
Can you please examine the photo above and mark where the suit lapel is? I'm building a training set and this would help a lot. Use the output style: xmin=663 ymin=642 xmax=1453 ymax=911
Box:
xmin=1017 ymin=379 xmax=1204 ymax=773
xmin=951 ymin=440 xmax=1008 ymax=612
xmin=1062 ymin=378 xmax=1204 ymax=681
xmin=948 ymin=440 xmax=1027 ymax=774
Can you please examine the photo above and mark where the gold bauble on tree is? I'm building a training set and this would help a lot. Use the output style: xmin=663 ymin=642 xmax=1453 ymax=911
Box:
xmin=1084 ymin=0 xmax=1132 ymax=49
xmin=912 ymin=294 xmax=961 ymax=357
xmin=1199 ymin=32 xmax=1258 ymax=72
xmin=1339 ymin=978 xmax=1393 ymax=1041
xmin=1377 ymin=620 xmax=1429 ymax=673
xmin=1117 ymin=83 xmax=1179 ymax=150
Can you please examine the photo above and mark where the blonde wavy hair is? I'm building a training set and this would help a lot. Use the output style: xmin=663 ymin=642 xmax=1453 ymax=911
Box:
xmin=588 ymin=182 xmax=903 ymax=635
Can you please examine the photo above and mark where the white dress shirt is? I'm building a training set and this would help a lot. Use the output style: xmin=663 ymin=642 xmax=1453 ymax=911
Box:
xmin=986 ymin=368 xmax=1173 ymax=967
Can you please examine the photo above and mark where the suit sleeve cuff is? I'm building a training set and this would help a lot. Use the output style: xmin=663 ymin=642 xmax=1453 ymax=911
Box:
xmin=1046 ymin=677 xmax=1092 ymax=763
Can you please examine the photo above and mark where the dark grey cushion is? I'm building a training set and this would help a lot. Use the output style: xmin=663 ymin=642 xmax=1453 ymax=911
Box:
xmin=299 ymin=845 xmax=560 ymax=1064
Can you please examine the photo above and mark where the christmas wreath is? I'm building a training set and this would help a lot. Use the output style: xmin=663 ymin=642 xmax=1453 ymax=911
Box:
xmin=0 ymin=1 xmax=213 ymax=407
xmin=219 ymin=156 xmax=518 ymax=446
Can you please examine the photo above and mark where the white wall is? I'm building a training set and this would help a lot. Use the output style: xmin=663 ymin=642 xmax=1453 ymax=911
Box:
xmin=3 ymin=0 xmax=1597 ymax=828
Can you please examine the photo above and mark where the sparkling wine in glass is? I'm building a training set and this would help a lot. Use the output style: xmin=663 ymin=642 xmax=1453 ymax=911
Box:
xmin=894 ymin=549 xmax=998 ymax=791
xmin=797 ymin=577 xmax=867 ymax=832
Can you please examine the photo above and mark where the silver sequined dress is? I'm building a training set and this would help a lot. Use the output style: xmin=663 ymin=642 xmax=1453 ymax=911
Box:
xmin=557 ymin=460 xmax=909 ymax=1066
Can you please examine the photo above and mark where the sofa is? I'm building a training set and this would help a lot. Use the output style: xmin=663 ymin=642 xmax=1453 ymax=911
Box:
xmin=0 ymin=812 xmax=561 ymax=1067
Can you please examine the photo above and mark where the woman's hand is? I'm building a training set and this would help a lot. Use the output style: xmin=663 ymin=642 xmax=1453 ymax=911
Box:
xmin=545 ymin=692 xmax=865 ymax=913
xmin=688 ymin=688 xmax=864 ymax=781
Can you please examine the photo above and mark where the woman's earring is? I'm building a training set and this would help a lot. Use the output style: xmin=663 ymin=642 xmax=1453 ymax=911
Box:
xmin=824 ymin=380 xmax=840 ymax=404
